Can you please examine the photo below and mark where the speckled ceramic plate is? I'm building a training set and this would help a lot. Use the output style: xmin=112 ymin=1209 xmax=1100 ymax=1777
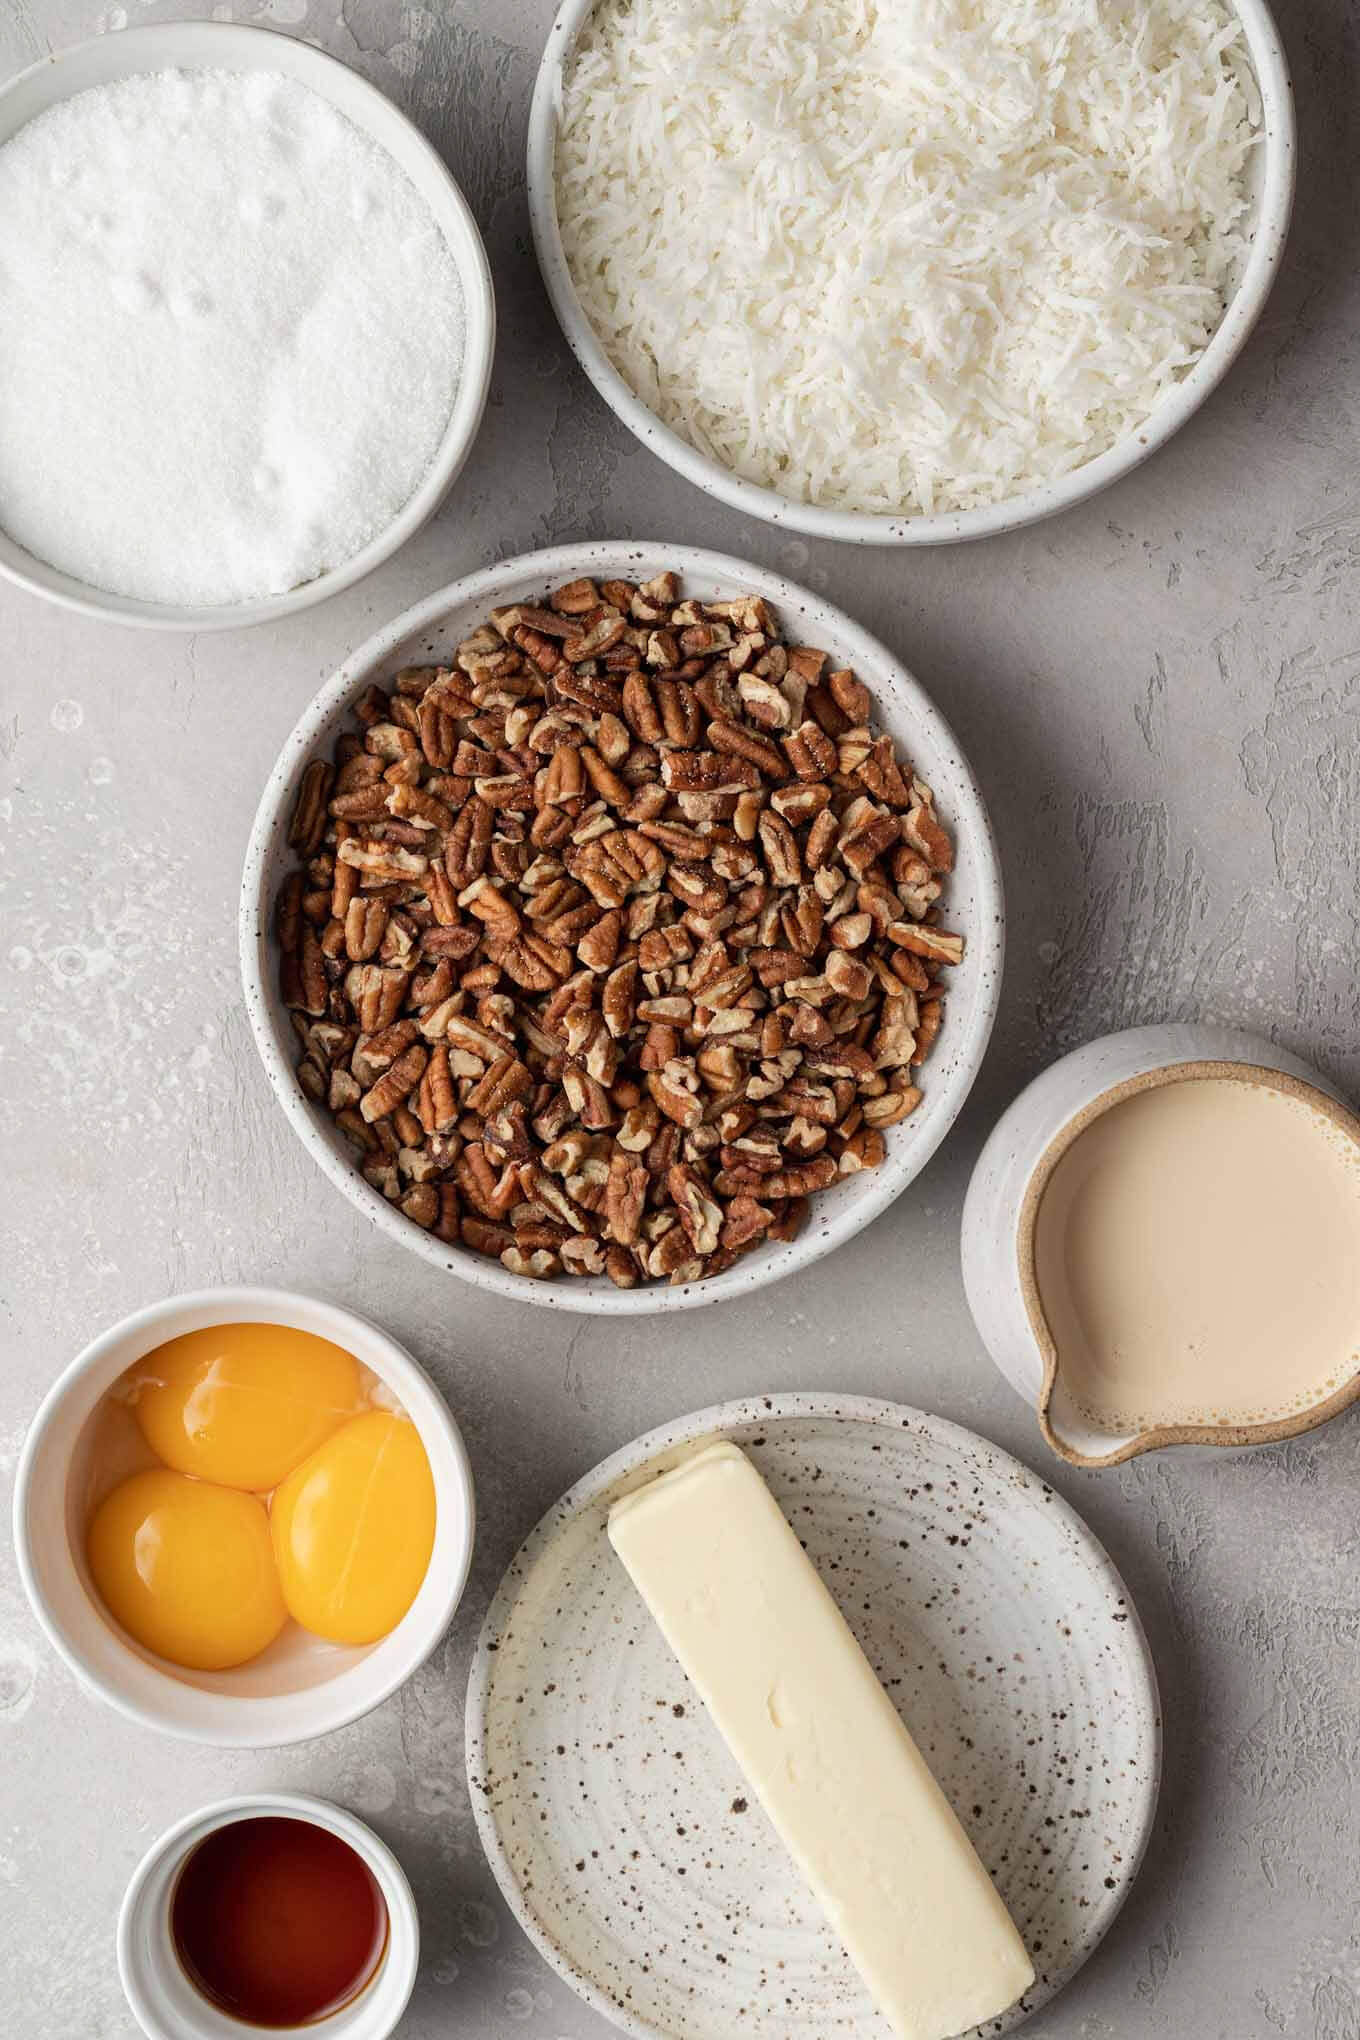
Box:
xmin=466 ymin=1394 xmax=1160 ymax=2039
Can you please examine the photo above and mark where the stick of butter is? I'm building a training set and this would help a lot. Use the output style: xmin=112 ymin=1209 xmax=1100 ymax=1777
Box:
xmin=607 ymin=1441 xmax=1035 ymax=2040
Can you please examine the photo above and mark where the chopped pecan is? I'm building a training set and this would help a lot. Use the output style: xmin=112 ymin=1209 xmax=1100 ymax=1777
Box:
xmin=902 ymin=792 xmax=955 ymax=873
xmin=462 ymin=1215 xmax=515 ymax=1257
xmin=289 ymin=760 xmax=334 ymax=856
xmin=360 ymin=1044 xmax=428 ymax=1123
xmin=444 ymin=796 xmax=493 ymax=887
xmin=783 ymin=721 xmax=838 ymax=780
xmin=861 ymin=1080 xmax=924 ymax=1127
xmin=569 ymin=829 xmax=665 ymax=908
xmin=660 ymin=749 xmax=759 ymax=794
xmin=345 ymin=897 xmax=389 ymax=962
xmin=337 ymin=837 xmax=429 ymax=884
xmin=346 ymin=964 xmax=407 ymax=1034
xmin=757 ymin=810 xmax=802 ymax=886
xmin=465 ymin=1054 xmax=532 ymax=1116
xmin=838 ymin=799 xmax=901 ymax=878
xmin=647 ymin=1058 xmax=703 ymax=1129
xmin=888 ymin=921 xmax=965 ymax=966
xmin=709 ymin=717 xmax=787 ymax=780
xmin=550 ymin=578 xmax=601 ymax=615
xmin=837 ymin=1126 xmax=887 ymax=1173
xmin=770 ymin=781 xmax=830 ymax=827
xmin=912 ymin=995 xmax=945 ymax=1065
xmin=604 ymin=1148 xmax=648 ymax=1245
xmin=577 ymin=908 xmax=621 ymax=972
xmin=277 ymin=571 xmax=958 ymax=1285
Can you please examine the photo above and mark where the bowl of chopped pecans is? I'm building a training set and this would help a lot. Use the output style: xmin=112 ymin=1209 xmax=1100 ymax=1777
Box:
xmin=240 ymin=543 xmax=1003 ymax=1312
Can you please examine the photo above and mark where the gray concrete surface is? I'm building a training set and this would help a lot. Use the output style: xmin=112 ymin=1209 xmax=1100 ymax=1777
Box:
xmin=2 ymin=0 xmax=1358 ymax=2034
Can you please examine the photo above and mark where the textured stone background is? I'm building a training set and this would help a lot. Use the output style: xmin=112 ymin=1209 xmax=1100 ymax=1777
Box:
xmin=2 ymin=0 xmax=1359 ymax=2034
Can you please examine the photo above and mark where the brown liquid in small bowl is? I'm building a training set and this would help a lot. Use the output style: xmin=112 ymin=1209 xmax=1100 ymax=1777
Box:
xmin=172 ymin=1815 xmax=388 ymax=2027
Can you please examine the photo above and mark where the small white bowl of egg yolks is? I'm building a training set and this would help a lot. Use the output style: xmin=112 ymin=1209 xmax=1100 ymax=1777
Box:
xmin=12 ymin=1288 xmax=475 ymax=1747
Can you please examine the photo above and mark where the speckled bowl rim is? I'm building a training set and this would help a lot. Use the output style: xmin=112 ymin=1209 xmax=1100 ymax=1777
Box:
xmin=527 ymin=0 xmax=1295 ymax=548
xmin=464 ymin=1390 xmax=1162 ymax=2040
xmin=238 ymin=538 xmax=1004 ymax=1316
xmin=0 ymin=21 xmax=496 ymax=632
xmin=1020 ymin=1059 xmax=1360 ymax=1469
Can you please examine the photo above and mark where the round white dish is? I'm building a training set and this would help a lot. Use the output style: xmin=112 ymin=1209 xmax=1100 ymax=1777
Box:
xmin=526 ymin=0 xmax=1294 ymax=547
xmin=960 ymin=1023 xmax=1360 ymax=1467
xmin=239 ymin=539 xmax=1004 ymax=1314
xmin=0 ymin=23 xmax=495 ymax=631
xmin=12 ymin=1286 xmax=475 ymax=1746
xmin=465 ymin=1393 xmax=1161 ymax=2040
xmin=118 ymin=1792 xmax=419 ymax=2040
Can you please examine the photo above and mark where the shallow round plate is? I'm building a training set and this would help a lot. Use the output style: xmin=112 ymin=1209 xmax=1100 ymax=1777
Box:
xmin=528 ymin=0 xmax=1294 ymax=546
xmin=240 ymin=540 xmax=1004 ymax=1315
xmin=466 ymin=1394 xmax=1161 ymax=2038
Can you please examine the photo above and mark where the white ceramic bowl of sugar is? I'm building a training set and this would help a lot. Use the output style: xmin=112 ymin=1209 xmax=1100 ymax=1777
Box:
xmin=12 ymin=1287 xmax=476 ymax=1746
xmin=527 ymin=0 xmax=1295 ymax=546
xmin=0 ymin=24 xmax=495 ymax=630
xmin=238 ymin=539 xmax=1005 ymax=1316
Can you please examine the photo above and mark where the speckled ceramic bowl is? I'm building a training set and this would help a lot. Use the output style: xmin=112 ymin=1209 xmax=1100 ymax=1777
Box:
xmin=527 ymin=0 xmax=1294 ymax=546
xmin=240 ymin=540 xmax=1004 ymax=1314
xmin=465 ymin=1393 xmax=1160 ymax=2039
xmin=961 ymin=1025 xmax=1360 ymax=1467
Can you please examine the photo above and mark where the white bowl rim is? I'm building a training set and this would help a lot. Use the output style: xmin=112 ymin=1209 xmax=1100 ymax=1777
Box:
xmin=463 ymin=1389 xmax=1163 ymax=2040
xmin=238 ymin=537 xmax=1005 ymax=1315
xmin=12 ymin=1285 xmax=476 ymax=1747
xmin=116 ymin=1790 xmax=420 ymax=2040
xmin=0 ymin=20 xmax=496 ymax=631
xmin=526 ymin=0 xmax=1296 ymax=547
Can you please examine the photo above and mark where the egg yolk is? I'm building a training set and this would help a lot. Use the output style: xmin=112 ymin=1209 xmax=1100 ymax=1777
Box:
xmin=131 ymin=1324 xmax=361 ymax=1492
xmin=270 ymin=1412 xmax=436 ymax=1646
xmin=87 ymin=1469 xmax=287 ymax=1671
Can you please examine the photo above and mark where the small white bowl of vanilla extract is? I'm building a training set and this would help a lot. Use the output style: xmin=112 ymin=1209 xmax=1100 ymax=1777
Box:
xmin=119 ymin=1793 xmax=418 ymax=2040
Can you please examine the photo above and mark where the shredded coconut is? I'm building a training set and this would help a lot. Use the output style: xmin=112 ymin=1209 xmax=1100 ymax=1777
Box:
xmin=0 ymin=69 xmax=465 ymax=604
xmin=555 ymin=0 xmax=1261 ymax=517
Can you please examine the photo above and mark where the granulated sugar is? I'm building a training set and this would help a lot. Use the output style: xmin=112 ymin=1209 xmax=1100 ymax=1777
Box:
xmin=0 ymin=69 xmax=465 ymax=606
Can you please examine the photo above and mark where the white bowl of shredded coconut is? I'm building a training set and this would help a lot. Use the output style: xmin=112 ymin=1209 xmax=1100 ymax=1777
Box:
xmin=530 ymin=0 xmax=1294 ymax=544
xmin=0 ymin=24 xmax=495 ymax=628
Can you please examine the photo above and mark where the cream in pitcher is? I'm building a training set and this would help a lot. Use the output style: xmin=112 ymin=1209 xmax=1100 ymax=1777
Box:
xmin=1030 ymin=1069 xmax=1360 ymax=1436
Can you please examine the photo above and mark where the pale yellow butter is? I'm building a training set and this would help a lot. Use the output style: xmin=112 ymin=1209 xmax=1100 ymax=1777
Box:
xmin=607 ymin=1441 xmax=1034 ymax=2040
